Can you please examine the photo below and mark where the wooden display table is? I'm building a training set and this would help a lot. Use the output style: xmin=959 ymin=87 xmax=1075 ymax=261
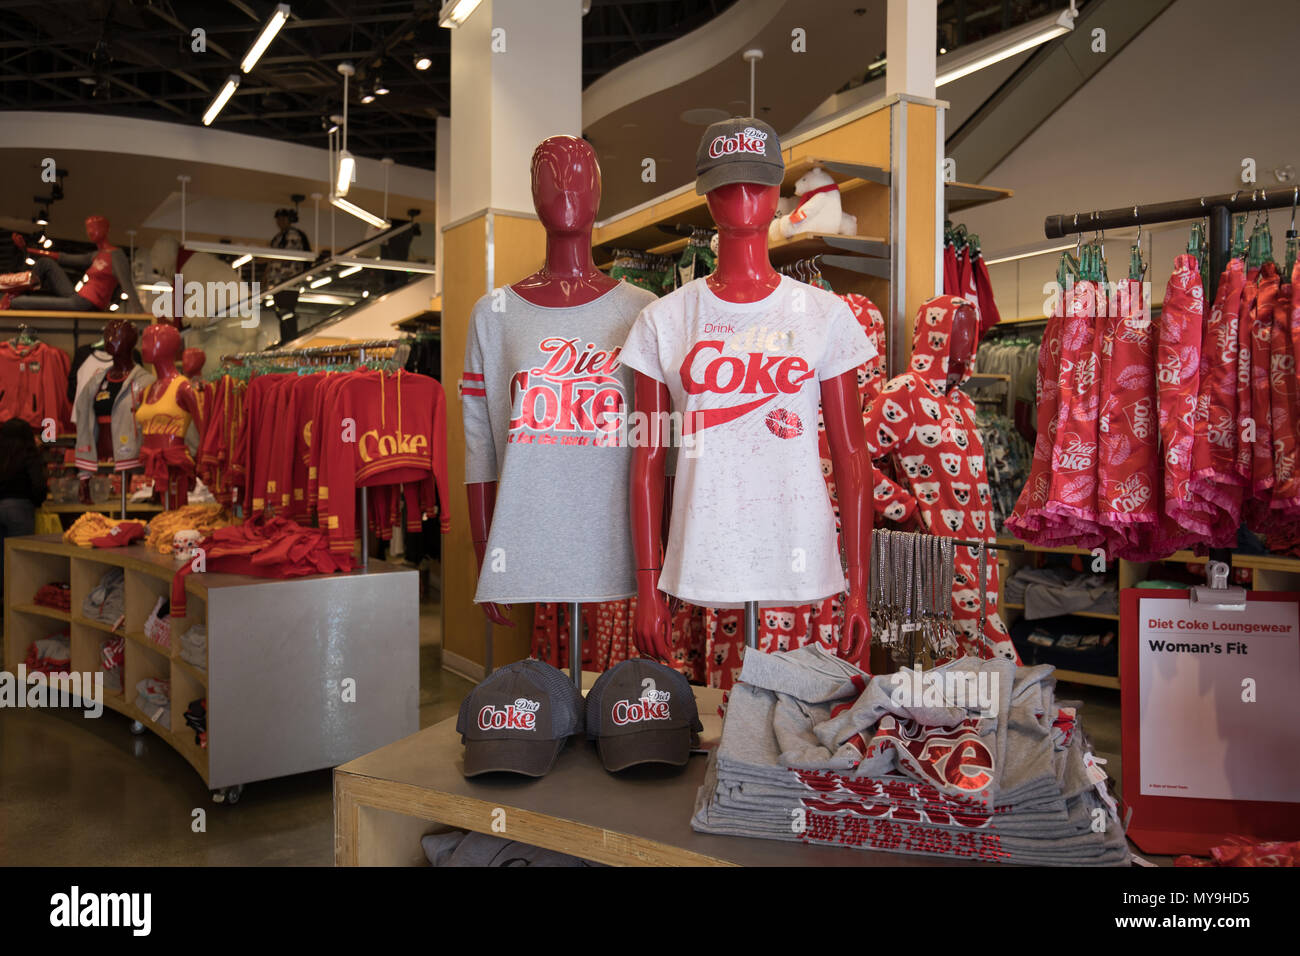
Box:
xmin=334 ymin=685 xmax=977 ymax=867
xmin=4 ymin=535 xmax=418 ymax=801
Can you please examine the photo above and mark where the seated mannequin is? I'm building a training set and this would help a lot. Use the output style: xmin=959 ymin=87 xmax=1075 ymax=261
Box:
xmin=5 ymin=216 xmax=143 ymax=313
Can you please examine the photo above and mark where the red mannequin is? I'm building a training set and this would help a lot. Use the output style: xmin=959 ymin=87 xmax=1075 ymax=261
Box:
xmin=630 ymin=182 xmax=875 ymax=666
xmin=182 ymin=347 xmax=206 ymax=378
xmin=78 ymin=319 xmax=140 ymax=504
xmin=468 ymin=135 xmax=621 ymax=626
xmin=8 ymin=216 xmax=144 ymax=314
xmin=137 ymin=323 xmax=203 ymax=508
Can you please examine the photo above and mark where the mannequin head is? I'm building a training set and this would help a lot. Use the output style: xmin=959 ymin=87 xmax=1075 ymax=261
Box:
xmin=142 ymin=322 xmax=183 ymax=367
xmin=530 ymin=135 xmax=601 ymax=233
xmin=705 ymin=182 xmax=780 ymax=233
xmin=182 ymin=347 xmax=206 ymax=378
xmin=103 ymin=319 xmax=138 ymax=359
xmin=85 ymin=216 xmax=109 ymax=245
xmin=946 ymin=300 xmax=977 ymax=390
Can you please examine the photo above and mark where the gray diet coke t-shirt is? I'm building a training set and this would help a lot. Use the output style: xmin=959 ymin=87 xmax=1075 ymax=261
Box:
xmin=462 ymin=281 xmax=657 ymax=603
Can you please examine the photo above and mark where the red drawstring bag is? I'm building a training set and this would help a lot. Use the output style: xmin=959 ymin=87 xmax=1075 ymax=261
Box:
xmin=1006 ymin=302 xmax=1065 ymax=542
xmin=1189 ymin=258 xmax=1247 ymax=547
xmin=943 ymin=242 xmax=959 ymax=296
xmin=972 ymin=250 xmax=1002 ymax=339
xmin=1044 ymin=277 xmax=1106 ymax=549
xmin=1099 ymin=277 xmax=1160 ymax=557
xmin=1156 ymin=255 xmax=1211 ymax=544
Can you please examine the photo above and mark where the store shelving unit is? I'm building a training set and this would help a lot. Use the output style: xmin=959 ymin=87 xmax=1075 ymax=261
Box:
xmin=5 ymin=535 xmax=418 ymax=801
xmin=995 ymin=535 xmax=1300 ymax=690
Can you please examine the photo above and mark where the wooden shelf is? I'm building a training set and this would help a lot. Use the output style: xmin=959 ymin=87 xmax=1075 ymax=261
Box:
xmin=174 ymin=656 xmax=208 ymax=687
xmin=1053 ymin=669 xmax=1121 ymax=690
xmin=0 ymin=310 xmax=153 ymax=322
xmin=1002 ymin=602 xmax=1118 ymax=622
xmin=14 ymin=603 xmax=69 ymax=622
xmin=945 ymin=181 xmax=1013 ymax=213
xmin=72 ymin=614 xmax=121 ymax=635
xmin=42 ymin=502 xmax=165 ymax=514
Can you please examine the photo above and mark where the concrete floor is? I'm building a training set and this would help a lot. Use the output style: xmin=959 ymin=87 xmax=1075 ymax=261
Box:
xmin=0 ymin=602 xmax=1131 ymax=865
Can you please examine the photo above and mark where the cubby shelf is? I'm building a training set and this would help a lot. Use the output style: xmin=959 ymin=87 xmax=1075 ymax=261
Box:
xmin=995 ymin=534 xmax=1300 ymax=690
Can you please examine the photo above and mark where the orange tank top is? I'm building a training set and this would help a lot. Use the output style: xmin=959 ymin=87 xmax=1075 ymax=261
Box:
xmin=135 ymin=376 xmax=192 ymax=439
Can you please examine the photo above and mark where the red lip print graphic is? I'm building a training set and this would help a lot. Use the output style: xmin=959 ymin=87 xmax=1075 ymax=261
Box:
xmin=765 ymin=408 xmax=803 ymax=439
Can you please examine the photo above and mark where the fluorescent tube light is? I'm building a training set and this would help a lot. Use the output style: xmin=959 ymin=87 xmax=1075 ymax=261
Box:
xmin=241 ymin=3 xmax=291 ymax=74
xmin=336 ymin=150 xmax=355 ymax=197
xmin=310 ymin=275 xmax=333 ymax=288
xmin=230 ymin=253 xmax=252 ymax=268
xmin=203 ymin=75 xmax=240 ymax=125
xmin=330 ymin=196 xmax=389 ymax=229
xmin=334 ymin=256 xmax=436 ymax=275
xmin=338 ymin=264 xmax=363 ymax=277
xmin=439 ymin=0 xmax=483 ymax=28
xmin=184 ymin=240 xmax=315 ymax=262
xmin=983 ymin=241 xmax=1076 ymax=266
xmin=935 ymin=7 xmax=1076 ymax=87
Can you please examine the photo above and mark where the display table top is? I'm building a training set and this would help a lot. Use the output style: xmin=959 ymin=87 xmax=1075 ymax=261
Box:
xmin=335 ymin=684 xmax=980 ymax=867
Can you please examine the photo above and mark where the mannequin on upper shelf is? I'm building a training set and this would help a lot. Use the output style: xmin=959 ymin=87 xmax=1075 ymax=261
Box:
xmin=73 ymin=318 xmax=152 ymax=504
xmin=621 ymin=117 xmax=876 ymax=669
xmin=461 ymin=135 xmax=657 ymax=652
xmin=4 ymin=216 xmax=144 ymax=314
xmin=861 ymin=294 xmax=1018 ymax=662
xmin=136 ymin=323 xmax=204 ymax=508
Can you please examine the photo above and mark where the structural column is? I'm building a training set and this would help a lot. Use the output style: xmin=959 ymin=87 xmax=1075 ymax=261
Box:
xmin=441 ymin=0 xmax=584 ymax=679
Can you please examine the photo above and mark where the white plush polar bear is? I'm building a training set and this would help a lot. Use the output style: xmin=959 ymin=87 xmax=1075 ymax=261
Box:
xmin=768 ymin=166 xmax=858 ymax=242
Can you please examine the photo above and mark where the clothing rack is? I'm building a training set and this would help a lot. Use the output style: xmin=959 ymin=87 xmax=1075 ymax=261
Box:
xmin=219 ymin=337 xmax=403 ymax=570
xmin=1044 ymin=187 xmax=1300 ymax=301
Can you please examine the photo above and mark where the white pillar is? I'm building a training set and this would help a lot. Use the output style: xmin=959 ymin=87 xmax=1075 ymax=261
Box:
xmin=448 ymin=0 xmax=584 ymax=222
xmin=885 ymin=0 xmax=937 ymax=97
xmin=435 ymin=115 xmax=451 ymax=297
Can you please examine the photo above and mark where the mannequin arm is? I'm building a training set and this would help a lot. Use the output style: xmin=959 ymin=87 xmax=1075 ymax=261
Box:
xmin=175 ymin=380 xmax=205 ymax=436
xmin=467 ymin=481 xmax=514 ymax=628
xmin=822 ymin=370 xmax=873 ymax=668
xmin=111 ymin=249 xmax=145 ymax=314
xmin=631 ymin=373 xmax=673 ymax=660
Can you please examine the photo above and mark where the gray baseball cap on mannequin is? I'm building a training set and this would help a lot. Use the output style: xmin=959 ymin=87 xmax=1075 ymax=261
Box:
xmin=694 ymin=117 xmax=784 ymax=195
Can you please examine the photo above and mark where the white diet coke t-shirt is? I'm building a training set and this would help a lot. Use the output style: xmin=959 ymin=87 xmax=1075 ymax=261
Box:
xmin=619 ymin=275 xmax=876 ymax=607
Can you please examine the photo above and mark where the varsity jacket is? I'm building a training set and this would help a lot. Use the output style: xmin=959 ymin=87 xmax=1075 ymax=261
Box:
xmin=73 ymin=365 xmax=152 ymax=476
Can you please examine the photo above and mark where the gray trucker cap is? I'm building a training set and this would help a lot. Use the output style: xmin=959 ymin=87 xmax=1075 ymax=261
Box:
xmin=695 ymin=116 xmax=784 ymax=195
xmin=456 ymin=659 xmax=584 ymax=777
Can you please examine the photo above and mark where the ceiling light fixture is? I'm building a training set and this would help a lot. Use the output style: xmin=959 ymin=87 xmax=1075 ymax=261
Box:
xmin=330 ymin=196 xmax=389 ymax=229
xmin=336 ymin=149 xmax=356 ymax=196
xmin=34 ymin=211 xmax=48 ymax=226
xmin=935 ymin=4 xmax=1077 ymax=87
xmin=310 ymin=275 xmax=333 ymax=288
xmin=339 ymin=264 xmax=363 ymax=277
xmin=184 ymin=240 xmax=315 ymax=262
xmin=230 ymin=253 xmax=252 ymax=268
xmin=241 ymin=3 xmax=291 ymax=74
xmin=334 ymin=256 xmax=435 ymax=274
xmin=439 ymin=0 xmax=483 ymax=28
xmin=203 ymin=75 xmax=240 ymax=125
xmin=983 ymin=241 xmax=1076 ymax=266
xmin=414 ymin=55 xmax=432 ymax=71
xmin=360 ymin=91 xmax=376 ymax=104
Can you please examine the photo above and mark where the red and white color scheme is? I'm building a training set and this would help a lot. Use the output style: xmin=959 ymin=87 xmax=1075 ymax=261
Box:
xmin=862 ymin=295 xmax=1015 ymax=661
xmin=620 ymin=275 xmax=875 ymax=607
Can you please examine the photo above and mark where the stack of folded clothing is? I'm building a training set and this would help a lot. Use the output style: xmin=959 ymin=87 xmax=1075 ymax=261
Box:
xmin=24 ymin=634 xmax=71 ymax=676
xmin=1003 ymin=566 xmax=1118 ymax=620
xmin=101 ymin=636 xmax=125 ymax=693
xmin=134 ymin=677 xmax=171 ymax=729
xmin=183 ymin=698 xmax=206 ymax=748
xmin=62 ymin=512 xmax=144 ymax=549
xmin=82 ymin=568 xmax=125 ymax=627
xmin=143 ymin=597 xmax=171 ymax=649
xmin=178 ymin=625 xmax=207 ymax=671
xmin=146 ymin=504 xmax=233 ymax=554
xmin=33 ymin=582 xmax=71 ymax=611
xmin=691 ymin=644 xmax=1129 ymax=866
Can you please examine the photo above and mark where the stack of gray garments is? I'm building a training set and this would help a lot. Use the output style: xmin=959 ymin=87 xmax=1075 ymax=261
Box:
xmin=82 ymin=568 xmax=125 ymax=625
xmin=691 ymin=644 xmax=1129 ymax=865
xmin=1004 ymin=567 xmax=1118 ymax=620
xmin=420 ymin=831 xmax=603 ymax=867
xmin=179 ymin=625 xmax=207 ymax=671
xmin=134 ymin=677 xmax=171 ymax=730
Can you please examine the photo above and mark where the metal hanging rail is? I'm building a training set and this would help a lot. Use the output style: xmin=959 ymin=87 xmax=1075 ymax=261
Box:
xmin=220 ymin=337 xmax=402 ymax=363
xmin=1044 ymin=186 xmax=1300 ymax=300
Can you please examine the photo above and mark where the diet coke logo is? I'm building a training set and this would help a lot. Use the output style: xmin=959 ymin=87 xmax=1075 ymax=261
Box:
xmin=708 ymin=126 xmax=768 ymax=158
xmin=478 ymin=697 xmax=541 ymax=732
xmin=1053 ymin=437 xmax=1096 ymax=471
xmin=611 ymin=697 xmax=671 ymax=725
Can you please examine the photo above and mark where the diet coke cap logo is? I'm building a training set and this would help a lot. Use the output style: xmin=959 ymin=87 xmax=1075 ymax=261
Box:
xmin=695 ymin=116 xmax=783 ymax=195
